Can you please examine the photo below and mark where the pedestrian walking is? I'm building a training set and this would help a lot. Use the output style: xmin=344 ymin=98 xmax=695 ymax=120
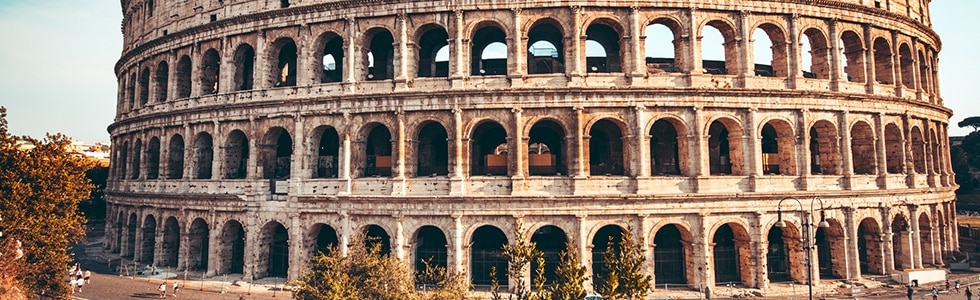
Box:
xmin=933 ymin=286 xmax=940 ymax=300
xmin=83 ymin=269 xmax=91 ymax=284
xmin=956 ymin=280 xmax=961 ymax=293
xmin=908 ymin=285 xmax=914 ymax=300
xmin=159 ymin=282 xmax=167 ymax=298
xmin=172 ymin=281 xmax=179 ymax=297
xmin=76 ymin=278 xmax=84 ymax=293
xmin=69 ymin=278 xmax=77 ymax=294
xmin=967 ymin=286 xmax=974 ymax=300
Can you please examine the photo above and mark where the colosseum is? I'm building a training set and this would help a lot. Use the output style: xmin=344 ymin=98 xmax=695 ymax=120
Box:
xmin=105 ymin=0 xmax=957 ymax=296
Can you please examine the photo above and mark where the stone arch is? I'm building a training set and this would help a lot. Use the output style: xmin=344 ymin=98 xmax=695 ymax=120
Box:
xmin=126 ymin=212 xmax=138 ymax=259
xmin=416 ymin=24 xmax=450 ymax=78
xmin=711 ymin=222 xmax=752 ymax=286
xmin=117 ymin=140 xmax=129 ymax=179
xmin=850 ymin=121 xmax=877 ymax=175
xmin=232 ymin=43 xmax=256 ymax=90
xmin=885 ymin=123 xmax=904 ymax=174
xmin=141 ymin=214 xmax=157 ymax=264
xmin=530 ymin=225 xmax=568 ymax=284
xmin=167 ymin=134 xmax=184 ymax=179
xmin=752 ymin=22 xmax=789 ymax=77
xmin=760 ymin=118 xmax=798 ymax=175
xmin=362 ymin=224 xmax=392 ymax=256
xmin=218 ymin=219 xmax=245 ymax=275
xmin=588 ymin=118 xmax=628 ymax=176
xmin=363 ymin=27 xmax=395 ymax=80
xmin=707 ymin=117 xmax=745 ymax=175
xmin=872 ymin=37 xmax=894 ymax=85
xmin=470 ymin=120 xmax=509 ymax=176
xmin=816 ymin=218 xmax=847 ymax=279
xmin=910 ymin=126 xmax=926 ymax=173
xmin=929 ymin=129 xmax=941 ymax=174
xmin=701 ymin=19 xmax=739 ymax=75
xmin=192 ymin=131 xmax=214 ymax=179
xmin=187 ymin=217 xmax=209 ymax=272
xmin=131 ymin=138 xmax=142 ymax=179
xmin=591 ymin=224 xmax=626 ymax=284
xmin=258 ymin=221 xmax=289 ymax=278
xmin=653 ymin=223 xmax=694 ymax=285
xmin=527 ymin=119 xmax=568 ymax=176
xmin=470 ymin=225 xmax=508 ymax=286
xmin=809 ymin=119 xmax=841 ymax=175
xmin=801 ymin=27 xmax=831 ymax=79
xmin=314 ymin=31 xmax=344 ymax=83
xmin=526 ymin=18 xmax=565 ymax=74
xmin=584 ymin=18 xmax=624 ymax=73
xmin=414 ymin=225 xmax=449 ymax=279
xmin=415 ymin=121 xmax=449 ymax=176
xmin=918 ymin=212 xmax=934 ymax=266
xmin=176 ymin=55 xmax=192 ymax=98
xmin=649 ymin=117 xmax=690 ymax=175
xmin=644 ymin=16 xmax=686 ymax=74
xmin=858 ymin=217 xmax=885 ymax=274
xmin=917 ymin=50 xmax=931 ymax=93
xmin=892 ymin=213 xmax=912 ymax=270
xmin=840 ymin=30 xmax=866 ymax=83
xmin=154 ymin=60 xmax=169 ymax=102
xmin=767 ymin=221 xmax=804 ymax=283
xmin=160 ymin=216 xmax=180 ymax=267
xmin=898 ymin=43 xmax=914 ymax=88
xmin=362 ymin=123 xmax=393 ymax=177
xmin=311 ymin=125 xmax=340 ymax=178
xmin=261 ymin=127 xmax=292 ymax=179
xmin=138 ymin=66 xmax=150 ymax=105
xmin=470 ymin=21 xmax=508 ymax=76
xmin=270 ymin=37 xmax=298 ymax=87
xmin=307 ymin=223 xmax=338 ymax=257
xmin=147 ymin=137 xmax=160 ymax=179
xmin=200 ymin=48 xmax=220 ymax=94
xmin=223 ymin=129 xmax=249 ymax=179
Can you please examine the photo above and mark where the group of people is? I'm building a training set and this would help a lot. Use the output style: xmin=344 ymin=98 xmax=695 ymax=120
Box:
xmin=158 ymin=281 xmax=179 ymax=298
xmin=908 ymin=279 xmax=974 ymax=300
xmin=67 ymin=263 xmax=91 ymax=294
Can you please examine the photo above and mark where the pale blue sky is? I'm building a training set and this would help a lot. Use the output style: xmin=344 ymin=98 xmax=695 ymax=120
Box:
xmin=0 ymin=1 xmax=974 ymax=143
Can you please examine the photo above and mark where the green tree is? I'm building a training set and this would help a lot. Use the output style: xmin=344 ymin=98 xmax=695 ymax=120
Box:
xmin=497 ymin=219 xmax=547 ymax=300
xmin=547 ymin=243 xmax=587 ymax=300
xmin=594 ymin=226 xmax=651 ymax=300
xmin=290 ymin=233 xmax=468 ymax=300
xmin=958 ymin=116 xmax=980 ymax=132
xmin=0 ymin=107 xmax=93 ymax=299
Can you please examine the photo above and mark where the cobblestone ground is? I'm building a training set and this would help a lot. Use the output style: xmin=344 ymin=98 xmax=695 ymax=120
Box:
xmin=74 ymin=221 xmax=979 ymax=300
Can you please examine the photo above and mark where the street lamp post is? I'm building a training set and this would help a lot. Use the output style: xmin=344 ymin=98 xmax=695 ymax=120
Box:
xmin=776 ymin=197 xmax=830 ymax=300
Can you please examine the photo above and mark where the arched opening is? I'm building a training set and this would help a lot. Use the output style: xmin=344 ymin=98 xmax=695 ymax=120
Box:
xmin=930 ymin=130 xmax=941 ymax=174
xmin=528 ymin=120 xmax=567 ymax=176
xmin=260 ymin=222 xmax=289 ymax=278
xmin=363 ymin=124 xmax=393 ymax=177
xmin=365 ymin=29 xmax=394 ymax=80
xmin=892 ymin=214 xmax=912 ymax=270
xmin=702 ymin=22 xmax=737 ymax=75
xmin=752 ymin=24 xmax=788 ymax=77
xmin=713 ymin=223 xmax=751 ymax=285
xmin=470 ymin=121 xmax=508 ymax=176
xmin=193 ymin=132 xmax=214 ymax=179
xmin=141 ymin=215 xmax=157 ymax=263
xmin=147 ymin=137 xmax=160 ymax=179
xmin=911 ymin=127 xmax=926 ymax=173
xmin=139 ymin=67 xmax=150 ymax=105
xmin=201 ymin=49 xmax=220 ymax=94
xmin=527 ymin=20 xmax=564 ymax=74
xmin=308 ymin=223 xmax=338 ymax=256
xmin=313 ymin=126 xmax=340 ymax=178
xmin=589 ymin=119 xmax=626 ymax=175
xmin=851 ymin=121 xmax=877 ymax=175
xmin=320 ymin=35 xmax=344 ymax=83
xmin=761 ymin=120 xmax=797 ymax=175
xmin=187 ymin=218 xmax=209 ymax=272
xmin=857 ymin=218 xmax=884 ymax=274
xmin=126 ymin=213 xmax=137 ymax=259
xmin=531 ymin=225 xmax=568 ymax=284
xmin=840 ymin=31 xmax=866 ymax=83
xmin=801 ymin=28 xmax=830 ymax=79
xmin=917 ymin=51 xmax=931 ymax=93
xmin=262 ymin=128 xmax=292 ymax=179
xmin=885 ymin=124 xmax=904 ymax=174
xmin=154 ymin=61 xmax=169 ymax=102
xmin=872 ymin=37 xmax=894 ymax=85
xmin=644 ymin=20 xmax=683 ymax=74
xmin=416 ymin=122 xmax=449 ymax=176
xmin=470 ymin=225 xmax=508 ymax=286
xmin=809 ymin=120 xmax=841 ymax=175
xmin=591 ymin=225 xmax=625 ymax=282
xmin=127 ymin=73 xmax=137 ymax=109
xmin=471 ymin=25 xmax=508 ymax=76
xmin=417 ymin=26 xmax=450 ymax=78
xmin=161 ymin=217 xmax=180 ymax=268
xmin=224 ymin=130 xmax=249 ymax=179
xmin=233 ymin=44 xmax=255 ymax=90
xmin=273 ymin=39 xmax=298 ymax=87
xmin=708 ymin=119 xmax=744 ymax=175
xmin=114 ymin=212 xmax=124 ymax=253
xmin=899 ymin=44 xmax=914 ymax=88
xmin=131 ymin=139 xmax=142 ymax=179
xmin=918 ymin=213 xmax=934 ymax=266
xmin=219 ymin=220 xmax=246 ymax=274
xmin=167 ymin=134 xmax=185 ymax=179
xmin=117 ymin=141 xmax=129 ymax=179
xmin=176 ymin=55 xmax=192 ymax=98
xmin=815 ymin=219 xmax=848 ymax=279
xmin=654 ymin=224 xmax=690 ymax=285
xmin=585 ymin=22 xmax=622 ymax=73
xmin=364 ymin=224 xmax=391 ymax=256
xmin=650 ymin=119 xmax=682 ymax=175
xmin=415 ymin=226 xmax=448 ymax=282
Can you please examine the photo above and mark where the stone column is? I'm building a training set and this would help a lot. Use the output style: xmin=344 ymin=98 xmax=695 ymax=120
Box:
xmin=510 ymin=7 xmax=525 ymax=80
xmin=395 ymin=13 xmax=409 ymax=88
xmin=573 ymin=107 xmax=587 ymax=178
xmin=827 ymin=19 xmax=841 ymax=91
xmin=686 ymin=9 xmax=702 ymax=78
xmin=874 ymin=113 xmax=887 ymax=178
xmin=786 ymin=14 xmax=801 ymax=89
xmin=908 ymin=205 xmax=923 ymax=268
xmin=842 ymin=207 xmax=860 ymax=280
xmin=839 ymin=111 xmax=854 ymax=178
xmin=692 ymin=107 xmax=707 ymax=177
xmin=569 ymin=6 xmax=584 ymax=80
xmin=452 ymin=214 xmax=464 ymax=274
xmin=243 ymin=218 xmax=259 ymax=280
xmin=212 ymin=121 xmax=223 ymax=181
xmin=394 ymin=111 xmax=407 ymax=195
xmin=635 ymin=106 xmax=650 ymax=177
xmin=746 ymin=108 xmax=761 ymax=180
xmin=628 ymin=6 xmax=645 ymax=81
xmin=339 ymin=211 xmax=351 ymax=257
xmin=577 ymin=214 xmax=592 ymax=291
xmin=450 ymin=10 xmax=465 ymax=81
xmin=395 ymin=216 xmax=406 ymax=261
xmin=511 ymin=107 xmax=526 ymax=179
xmin=183 ymin=124 xmax=193 ymax=179
xmin=450 ymin=107 xmax=466 ymax=195
xmin=799 ymin=109 xmax=812 ymax=179
xmin=289 ymin=216 xmax=303 ymax=279
xmin=344 ymin=17 xmax=358 ymax=91
xmin=736 ymin=10 xmax=752 ymax=84
xmin=862 ymin=24 xmax=876 ymax=93
xmin=890 ymin=30 xmax=902 ymax=96
xmin=206 ymin=220 xmax=220 ymax=276
xmin=247 ymin=118 xmax=260 ymax=180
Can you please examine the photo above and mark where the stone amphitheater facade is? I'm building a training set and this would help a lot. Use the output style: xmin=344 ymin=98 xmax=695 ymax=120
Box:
xmin=105 ymin=0 xmax=957 ymax=295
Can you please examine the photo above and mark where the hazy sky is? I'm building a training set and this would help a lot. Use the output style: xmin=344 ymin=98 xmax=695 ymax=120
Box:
xmin=0 ymin=1 xmax=975 ymax=143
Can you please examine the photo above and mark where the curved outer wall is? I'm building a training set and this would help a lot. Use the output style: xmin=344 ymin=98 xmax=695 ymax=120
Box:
xmin=106 ymin=0 xmax=956 ymax=293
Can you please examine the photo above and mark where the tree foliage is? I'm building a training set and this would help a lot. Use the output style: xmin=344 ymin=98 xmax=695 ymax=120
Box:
xmin=289 ymin=233 xmax=468 ymax=300
xmin=495 ymin=218 xmax=547 ymax=300
xmin=958 ymin=116 xmax=980 ymax=132
xmin=547 ymin=243 xmax=588 ymax=300
xmin=594 ymin=226 xmax=652 ymax=300
xmin=0 ymin=107 xmax=92 ymax=299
